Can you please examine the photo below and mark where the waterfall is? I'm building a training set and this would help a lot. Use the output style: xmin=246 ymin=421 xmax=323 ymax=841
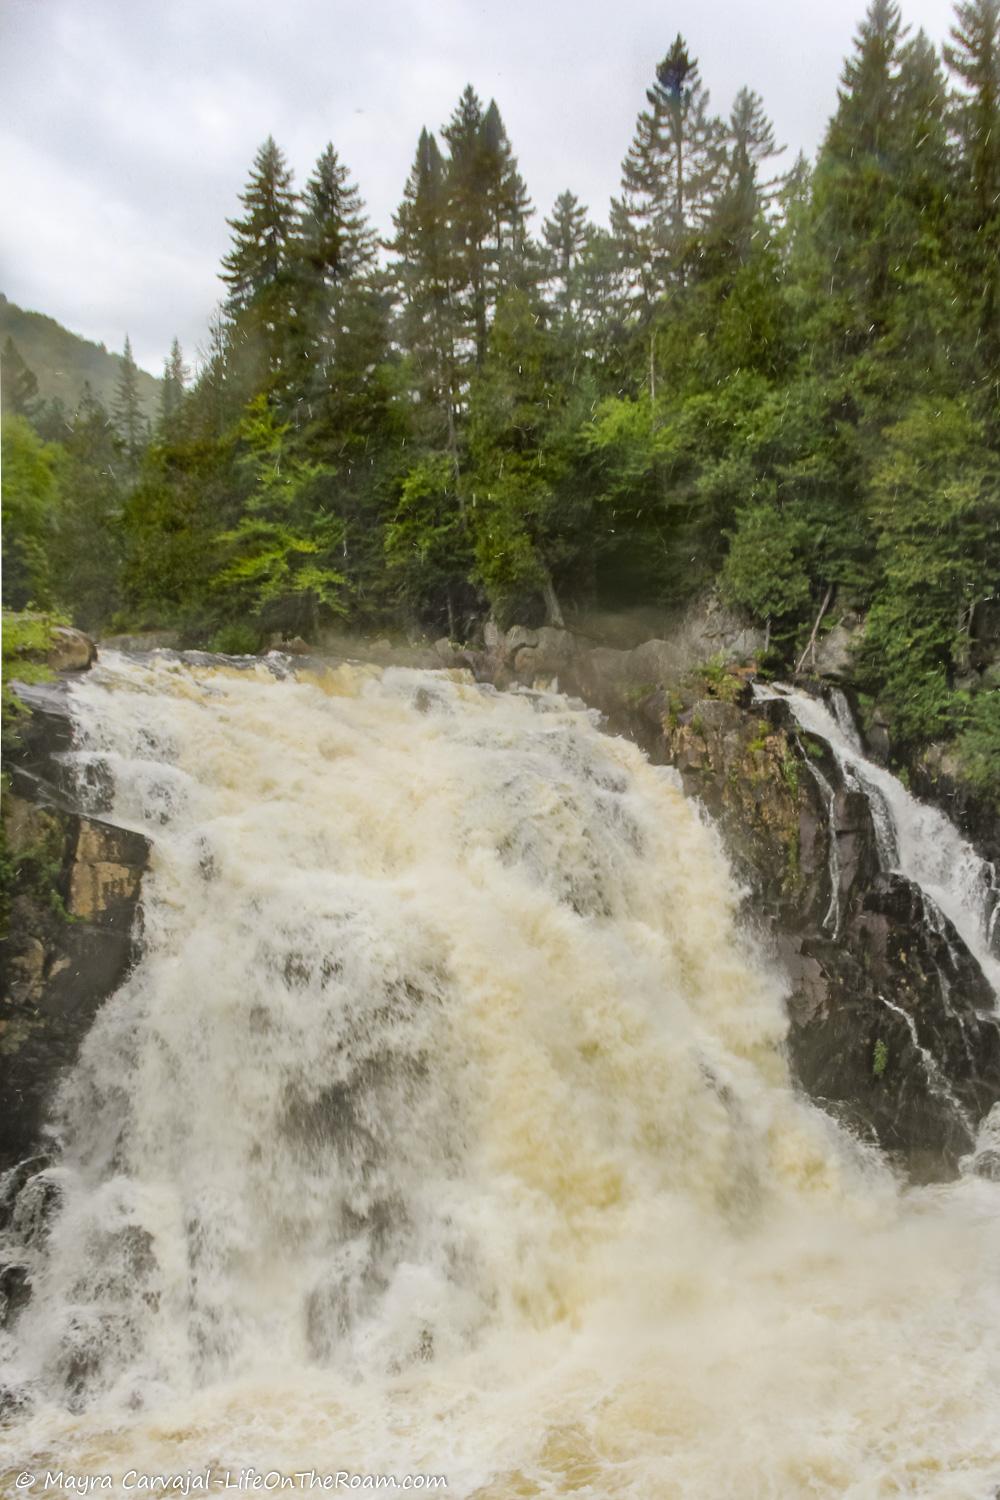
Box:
xmin=3 ymin=650 xmax=1000 ymax=1498
xmin=756 ymin=682 xmax=1000 ymax=998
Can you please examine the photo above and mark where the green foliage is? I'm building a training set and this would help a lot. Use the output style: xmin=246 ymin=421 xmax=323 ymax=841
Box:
xmin=859 ymin=399 xmax=999 ymax=743
xmin=211 ymin=395 xmax=347 ymax=634
xmin=780 ymin=751 xmax=801 ymax=800
xmin=872 ymin=1038 xmax=889 ymax=1079
xmin=49 ymin=388 xmax=124 ymax=631
xmin=385 ymin=453 xmax=472 ymax=625
xmin=697 ymin=653 xmax=746 ymax=705
xmin=210 ymin=622 xmax=263 ymax=656
xmin=121 ymin=436 xmax=229 ymax=626
xmin=1 ymin=415 xmax=61 ymax=610
xmin=0 ymin=783 xmax=73 ymax=934
xmin=1 ymin=609 xmax=65 ymax=755
xmin=957 ymin=692 xmax=1000 ymax=808
xmin=721 ymin=504 xmax=812 ymax=628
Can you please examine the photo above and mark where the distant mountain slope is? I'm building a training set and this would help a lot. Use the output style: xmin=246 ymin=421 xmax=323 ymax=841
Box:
xmin=0 ymin=293 xmax=160 ymax=419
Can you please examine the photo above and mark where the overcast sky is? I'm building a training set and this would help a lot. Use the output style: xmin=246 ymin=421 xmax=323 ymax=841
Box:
xmin=1 ymin=0 xmax=961 ymax=376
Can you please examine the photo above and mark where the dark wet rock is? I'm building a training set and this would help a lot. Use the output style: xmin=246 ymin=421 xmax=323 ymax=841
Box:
xmin=2 ymin=679 xmax=149 ymax=1170
xmin=971 ymin=1148 xmax=1000 ymax=1181
xmin=0 ymin=1261 xmax=31 ymax=1327
xmin=0 ymin=1154 xmax=51 ymax=1229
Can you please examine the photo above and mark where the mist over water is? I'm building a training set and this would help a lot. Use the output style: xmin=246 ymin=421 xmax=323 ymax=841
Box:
xmin=3 ymin=652 xmax=1000 ymax=1497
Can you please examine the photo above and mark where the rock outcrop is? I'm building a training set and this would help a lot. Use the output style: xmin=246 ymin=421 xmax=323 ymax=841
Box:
xmin=1 ymin=676 xmax=149 ymax=1169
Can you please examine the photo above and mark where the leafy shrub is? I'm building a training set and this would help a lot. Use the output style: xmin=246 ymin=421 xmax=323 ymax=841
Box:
xmin=957 ymin=691 xmax=1000 ymax=809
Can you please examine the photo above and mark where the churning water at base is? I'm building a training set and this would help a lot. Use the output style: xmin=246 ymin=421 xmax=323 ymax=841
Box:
xmin=3 ymin=652 xmax=1000 ymax=1497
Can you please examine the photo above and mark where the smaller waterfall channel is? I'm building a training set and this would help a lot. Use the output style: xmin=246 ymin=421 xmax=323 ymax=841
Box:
xmin=755 ymin=682 xmax=1000 ymax=999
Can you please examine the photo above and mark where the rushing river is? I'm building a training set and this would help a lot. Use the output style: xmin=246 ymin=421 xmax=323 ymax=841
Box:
xmin=2 ymin=651 xmax=1000 ymax=1497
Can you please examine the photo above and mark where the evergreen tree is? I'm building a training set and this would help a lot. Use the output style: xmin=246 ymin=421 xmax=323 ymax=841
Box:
xmin=1 ymin=337 xmax=39 ymax=419
xmin=220 ymin=136 xmax=299 ymax=391
xmin=709 ymin=88 xmax=784 ymax=266
xmin=467 ymin=291 xmax=581 ymax=626
xmin=861 ymin=397 xmax=1000 ymax=740
xmin=159 ymin=337 xmax=189 ymax=432
xmin=443 ymin=87 xmax=532 ymax=365
xmin=812 ymin=0 xmax=906 ymax=336
xmin=211 ymin=394 xmax=346 ymax=636
xmin=480 ymin=99 xmax=533 ymax=295
xmin=542 ymin=191 xmax=591 ymax=320
xmin=291 ymin=144 xmax=379 ymax=417
xmin=391 ymin=126 xmax=462 ymax=463
xmin=945 ymin=0 xmax=1000 ymax=386
xmin=113 ymin=335 xmax=148 ymax=476
xmin=298 ymin=144 xmax=377 ymax=288
xmin=189 ymin=307 xmax=239 ymax=439
xmin=52 ymin=386 xmax=123 ymax=629
xmin=612 ymin=36 xmax=723 ymax=306
xmin=1 ymin=415 xmax=60 ymax=608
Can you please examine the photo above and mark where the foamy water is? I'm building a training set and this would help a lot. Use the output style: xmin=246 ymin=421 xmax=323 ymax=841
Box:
xmin=2 ymin=652 xmax=999 ymax=1498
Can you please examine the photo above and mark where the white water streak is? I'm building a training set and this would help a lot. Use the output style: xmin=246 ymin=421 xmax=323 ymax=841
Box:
xmin=758 ymin=683 xmax=1000 ymax=997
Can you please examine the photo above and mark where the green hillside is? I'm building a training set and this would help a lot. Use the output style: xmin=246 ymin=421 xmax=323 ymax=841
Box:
xmin=0 ymin=293 xmax=160 ymax=419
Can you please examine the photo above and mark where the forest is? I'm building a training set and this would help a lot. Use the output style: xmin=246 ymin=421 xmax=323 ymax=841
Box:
xmin=3 ymin=0 xmax=999 ymax=798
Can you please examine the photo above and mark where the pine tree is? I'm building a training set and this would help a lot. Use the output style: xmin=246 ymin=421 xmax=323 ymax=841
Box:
xmin=220 ymin=136 xmax=299 ymax=390
xmin=291 ymin=144 xmax=378 ymax=407
xmin=443 ymin=87 xmax=532 ymax=365
xmin=113 ymin=335 xmax=147 ymax=475
xmin=391 ymin=126 xmax=461 ymax=461
xmin=542 ymin=191 xmax=591 ymax=319
xmin=945 ymin=0 xmax=1000 ymax=384
xmin=52 ymin=386 xmax=123 ymax=628
xmin=480 ymin=99 xmax=533 ymax=295
xmin=1 ymin=337 xmax=39 ymax=419
xmin=159 ymin=337 xmax=189 ymax=431
xmin=895 ymin=30 xmax=953 ymax=222
xmin=812 ymin=0 xmax=906 ymax=334
xmin=612 ymin=36 xmax=723 ymax=307
xmin=467 ymin=291 xmax=579 ymax=627
xmin=709 ymin=88 xmax=784 ymax=265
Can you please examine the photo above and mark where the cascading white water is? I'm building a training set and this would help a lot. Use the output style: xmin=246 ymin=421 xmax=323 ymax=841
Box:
xmin=3 ymin=650 xmax=1000 ymax=1498
xmin=756 ymin=683 xmax=1000 ymax=997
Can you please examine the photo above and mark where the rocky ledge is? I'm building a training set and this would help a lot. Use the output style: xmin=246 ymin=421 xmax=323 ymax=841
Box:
xmin=1 ymin=656 xmax=149 ymax=1170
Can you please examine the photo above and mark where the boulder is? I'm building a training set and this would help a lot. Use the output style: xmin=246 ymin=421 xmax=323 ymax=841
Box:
xmin=812 ymin=620 xmax=859 ymax=679
xmin=47 ymin=626 xmax=96 ymax=673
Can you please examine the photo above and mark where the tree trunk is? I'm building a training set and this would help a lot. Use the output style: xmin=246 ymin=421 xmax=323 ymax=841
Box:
xmin=795 ymin=583 xmax=834 ymax=675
